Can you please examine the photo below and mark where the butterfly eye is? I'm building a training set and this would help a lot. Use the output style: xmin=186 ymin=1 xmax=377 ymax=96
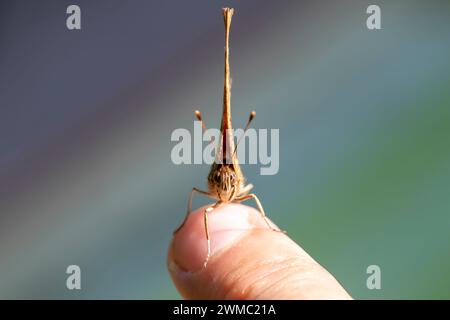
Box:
xmin=214 ymin=171 xmax=221 ymax=183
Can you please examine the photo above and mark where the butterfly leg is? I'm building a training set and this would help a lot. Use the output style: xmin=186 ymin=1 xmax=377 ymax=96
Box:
xmin=235 ymin=193 xmax=285 ymax=233
xmin=203 ymin=202 xmax=220 ymax=268
xmin=173 ymin=188 xmax=214 ymax=234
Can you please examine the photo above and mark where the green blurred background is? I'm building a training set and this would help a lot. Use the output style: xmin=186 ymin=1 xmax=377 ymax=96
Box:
xmin=0 ymin=0 xmax=449 ymax=299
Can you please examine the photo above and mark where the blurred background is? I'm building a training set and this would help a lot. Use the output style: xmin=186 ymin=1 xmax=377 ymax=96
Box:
xmin=0 ymin=0 xmax=449 ymax=299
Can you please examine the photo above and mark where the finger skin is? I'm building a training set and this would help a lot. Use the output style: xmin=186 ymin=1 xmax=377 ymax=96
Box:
xmin=167 ymin=203 xmax=352 ymax=300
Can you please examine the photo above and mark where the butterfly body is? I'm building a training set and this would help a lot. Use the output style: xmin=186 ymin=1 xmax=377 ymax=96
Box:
xmin=174 ymin=8 xmax=280 ymax=268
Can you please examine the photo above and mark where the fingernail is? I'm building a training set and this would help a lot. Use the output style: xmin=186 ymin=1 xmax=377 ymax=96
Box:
xmin=169 ymin=203 xmax=275 ymax=272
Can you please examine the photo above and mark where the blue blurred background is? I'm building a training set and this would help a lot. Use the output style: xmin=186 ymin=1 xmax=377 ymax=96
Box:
xmin=0 ymin=0 xmax=449 ymax=299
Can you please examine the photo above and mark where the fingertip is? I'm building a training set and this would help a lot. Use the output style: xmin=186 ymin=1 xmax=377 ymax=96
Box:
xmin=169 ymin=203 xmax=272 ymax=272
xmin=167 ymin=203 xmax=288 ymax=299
xmin=167 ymin=204 xmax=351 ymax=300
